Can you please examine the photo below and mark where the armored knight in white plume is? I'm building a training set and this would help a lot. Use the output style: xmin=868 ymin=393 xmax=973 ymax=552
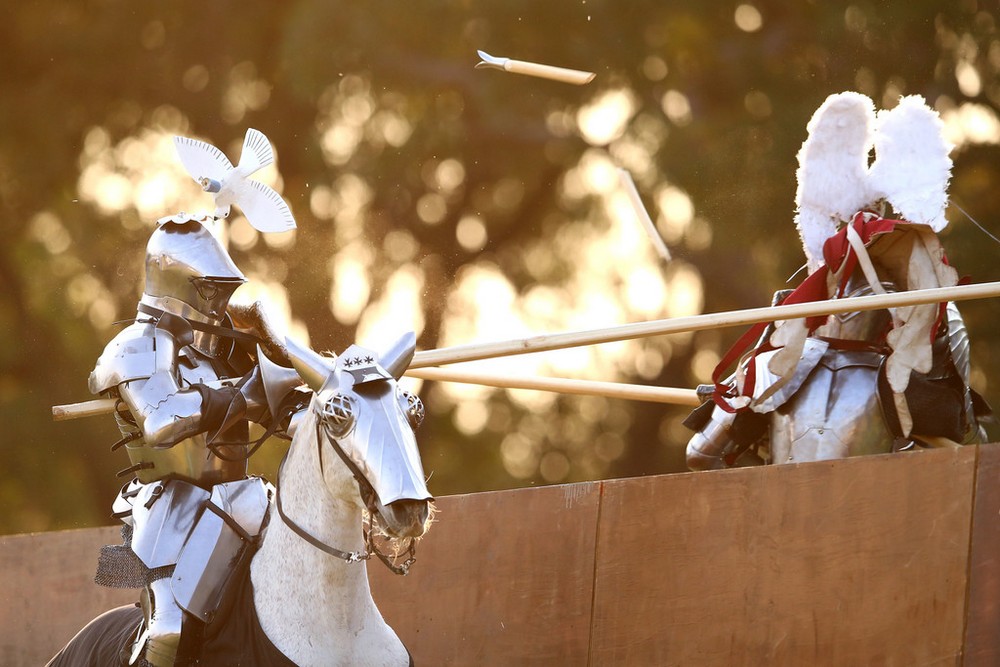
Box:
xmin=88 ymin=129 xmax=305 ymax=666
xmin=685 ymin=93 xmax=990 ymax=470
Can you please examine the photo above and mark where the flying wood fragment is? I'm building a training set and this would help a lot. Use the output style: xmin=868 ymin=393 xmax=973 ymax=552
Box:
xmin=618 ymin=168 xmax=671 ymax=262
xmin=475 ymin=50 xmax=596 ymax=85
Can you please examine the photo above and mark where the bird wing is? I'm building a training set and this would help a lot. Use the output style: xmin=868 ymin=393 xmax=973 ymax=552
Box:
xmin=173 ymin=136 xmax=234 ymax=184
xmin=237 ymin=128 xmax=275 ymax=176
xmin=237 ymin=179 xmax=297 ymax=233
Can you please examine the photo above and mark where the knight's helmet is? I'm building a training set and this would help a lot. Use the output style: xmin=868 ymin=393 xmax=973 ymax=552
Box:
xmin=139 ymin=213 xmax=246 ymax=354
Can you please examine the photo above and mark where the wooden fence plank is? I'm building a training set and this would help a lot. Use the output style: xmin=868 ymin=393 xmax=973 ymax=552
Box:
xmin=963 ymin=443 xmax=1000 ymax=666
xmin=0 ymin=526 xmax=137 ymax=667
xmin=590 ymin=447 xmax=977 ymax=667
xmin=4 ymin=448 xmax=989 ymax=666
xmin=370 ymin=482 xmax=601 ymax=666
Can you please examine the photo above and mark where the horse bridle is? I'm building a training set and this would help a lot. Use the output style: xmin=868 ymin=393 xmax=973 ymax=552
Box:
xmin=273 ymin=417 xmax=417 ymax=576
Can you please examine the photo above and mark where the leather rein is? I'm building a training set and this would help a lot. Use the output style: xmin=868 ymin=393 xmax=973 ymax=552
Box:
xmin=273 ymin=418 xmax=416 ymax=576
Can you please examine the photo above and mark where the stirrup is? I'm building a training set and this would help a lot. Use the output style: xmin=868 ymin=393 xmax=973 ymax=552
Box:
xmin=125 ymin=625 xmax=149 ymax=666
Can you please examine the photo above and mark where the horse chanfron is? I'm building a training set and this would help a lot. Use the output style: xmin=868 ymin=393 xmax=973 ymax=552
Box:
xmin=285 ymin=331 xmax=434 ymax=542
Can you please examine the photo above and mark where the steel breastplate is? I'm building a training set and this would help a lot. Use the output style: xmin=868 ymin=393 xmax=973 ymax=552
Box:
xmin=813 ymin=279 xmax=895 ymax=343
xmin=769 ymin=349 xmax=894 ymax=464
xmin=122 ymin=434 xmax=248 ymax=486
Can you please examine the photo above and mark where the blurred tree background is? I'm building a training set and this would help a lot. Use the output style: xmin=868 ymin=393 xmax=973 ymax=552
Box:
xmin=2 ymin=0 xmax=999 ymax=535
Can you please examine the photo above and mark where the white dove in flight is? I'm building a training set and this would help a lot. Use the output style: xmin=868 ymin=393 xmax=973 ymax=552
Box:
xmin=173 ymin=128 xmax=296 ymax=233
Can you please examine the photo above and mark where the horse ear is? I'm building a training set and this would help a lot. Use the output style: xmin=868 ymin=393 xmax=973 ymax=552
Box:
xmin=378 ymin=331 xmax=416 ymax=380
xmin=285 ymin=336 xmax=337 ymax=392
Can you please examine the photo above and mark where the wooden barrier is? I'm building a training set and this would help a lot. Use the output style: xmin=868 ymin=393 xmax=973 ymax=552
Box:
xmin=0 ymin=525 xmax=135 ymax=666
xmin=964 ymin=443 xmax=1000 ymax=665
xmin=3 ymin=446 xmax=999 ymax=666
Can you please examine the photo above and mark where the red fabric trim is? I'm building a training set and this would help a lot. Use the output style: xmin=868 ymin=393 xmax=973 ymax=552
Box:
xmin=709 ymin=213 xmax=952 ymax=412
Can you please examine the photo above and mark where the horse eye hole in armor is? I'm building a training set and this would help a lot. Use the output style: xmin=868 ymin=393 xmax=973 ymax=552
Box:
xmin=321 ymin=394 xmax=356 ymax=438
xmin=399 ymin=390 xmax=424 ymax=431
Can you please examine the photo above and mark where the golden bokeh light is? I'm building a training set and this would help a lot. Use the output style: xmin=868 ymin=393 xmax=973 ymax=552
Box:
xmin=660 ymin=90 xmax=693 ymax=127
xmin=734 ymin=4 xmax=763 ymax=33
xmin=941 ymin=102 xmax=1000 ymax=147
xmin=356 ymin=263 xmax=426 ymax=345
xmin=576 ymin=88 xmax=638 ymax=146
xmin=329 ymin=244 xmax=373 ymax=325
xmin=29 ymin=212 xmax=72 ymax=255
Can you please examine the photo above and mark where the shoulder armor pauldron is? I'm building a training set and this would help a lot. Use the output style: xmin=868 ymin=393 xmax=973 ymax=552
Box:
xmin=89 ymin=322 xmax=181 ymax=394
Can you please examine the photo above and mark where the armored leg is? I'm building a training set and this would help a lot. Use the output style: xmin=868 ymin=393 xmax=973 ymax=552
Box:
xmin=140 ymin=577 xmax=184 ymax=667
xmin=172 ymin=478 xmax=273 ymax=622
xmin=686 ymin=405 xmax=735 ymax=471
xmin=122 ymin=481 xmax=208 ymax=666
xmin=107 ymin=478 xmax=272 ymax=665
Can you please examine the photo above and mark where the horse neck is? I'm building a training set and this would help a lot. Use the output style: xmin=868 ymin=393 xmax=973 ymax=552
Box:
xmin=250 ymin=408 xmax=407 ymax=666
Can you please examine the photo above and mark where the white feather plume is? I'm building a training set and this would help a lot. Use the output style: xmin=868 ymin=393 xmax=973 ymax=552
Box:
xmin=868 ymin=95 xmax=953 ymax=232
xmin=793 ymin=93 xmax=954 ymax=269
xmin=794 ymin=92 xmax=875 ymax=271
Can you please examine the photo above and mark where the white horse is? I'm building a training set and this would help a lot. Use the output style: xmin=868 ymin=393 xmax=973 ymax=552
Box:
xmin=49 ymin=333 xmax=434 ymax=667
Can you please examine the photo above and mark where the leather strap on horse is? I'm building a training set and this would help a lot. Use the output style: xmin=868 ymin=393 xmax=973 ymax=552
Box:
xmin=313 ymin=419 xmax=417 ymax=575
xmin=274 ymin=455 xmax=369 ymax=563
xmin=272 ymin=418 xmax=416 ymax=575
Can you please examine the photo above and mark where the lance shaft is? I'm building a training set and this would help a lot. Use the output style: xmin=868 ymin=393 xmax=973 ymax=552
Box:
xmin=410 ymin=281 xmax=1000 ymax=368
xmin=53 ymin=281 xmax=1000 ymax=419
xmin=406 ymin=367 xmax=701 ymax=406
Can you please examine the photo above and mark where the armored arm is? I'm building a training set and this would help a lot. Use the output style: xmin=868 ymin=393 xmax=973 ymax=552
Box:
xmin=227 ymin=300 xmax=290 ymax=366
xmin=223 ymin=301 xmax=308 ymax=436
xmin=683 ymin=379 xmax=770 ymax=471
xmin=685 ymin=401 xmax=737 ymax=471
xmin=196 ymin=351 xmax=309 ymax=444
xmin=684 ymin=402 xmax=769 ymax=470
xmin=118 ymin=372 xmax=210 ymax=448
xmin=91 ymin=322 xmax=244 ymax=448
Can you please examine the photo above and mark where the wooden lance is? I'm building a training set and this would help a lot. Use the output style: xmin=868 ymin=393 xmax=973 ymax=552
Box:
xmin=51 ymin=281 xmax=1000 ymax=420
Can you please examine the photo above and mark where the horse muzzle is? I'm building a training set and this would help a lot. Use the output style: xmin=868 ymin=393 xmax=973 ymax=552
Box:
xmin=376 ymin=497 xmax=433 ymax=539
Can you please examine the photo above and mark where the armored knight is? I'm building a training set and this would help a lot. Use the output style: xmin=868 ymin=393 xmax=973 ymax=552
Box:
xmin=685 ymin=93 xmax=991 ymax=470
xmin=88 ymin=131 xmax=303 ymax=666
xmin=89 ymin=213 xmax=305 ymax=665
